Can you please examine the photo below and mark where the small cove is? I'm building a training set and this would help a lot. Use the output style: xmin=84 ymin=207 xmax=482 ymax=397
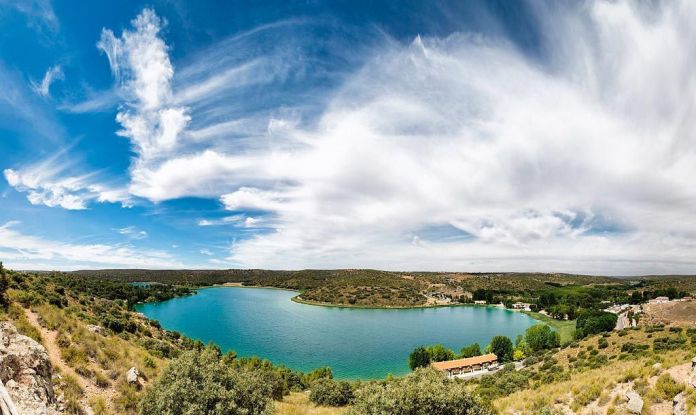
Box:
xmin=135 ymin=286 xmax=538 ymax=379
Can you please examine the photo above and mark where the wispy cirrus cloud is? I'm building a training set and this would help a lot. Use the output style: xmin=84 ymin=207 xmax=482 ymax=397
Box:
xmin=84 ymin=2 xmax=696 ymax=274
xmin=3 ymin=157 xmax=130 ymax=210
xmin=0 ymin=221 xmax=183 ymax=270
xmin=31 ymin=65 xmax=63 ymax=97
xmin=117 ymin=226 xmax=148 ymax=240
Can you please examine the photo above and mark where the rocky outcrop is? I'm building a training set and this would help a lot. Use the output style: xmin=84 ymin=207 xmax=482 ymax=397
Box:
xmin=625 ymin=391 xmax=643 ymax=414
xmin=673 ymin=392 xmax=686 ymax=415
xmin=126 ymin=366 xmax=139 ymax=384
xmin=0 ymin=322 xmax=59 ymax=414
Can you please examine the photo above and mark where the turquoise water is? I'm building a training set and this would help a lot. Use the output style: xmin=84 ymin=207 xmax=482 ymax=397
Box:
xmin=136 ymin=287 xmax=537 ymax=379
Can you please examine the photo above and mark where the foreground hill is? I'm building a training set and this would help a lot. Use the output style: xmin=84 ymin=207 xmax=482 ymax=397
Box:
xmin=2 ymin=266 xmax=696 ymax=414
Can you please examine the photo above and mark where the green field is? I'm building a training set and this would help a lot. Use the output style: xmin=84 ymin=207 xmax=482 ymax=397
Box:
xmin=523 ymin=311 xmax=577 ymax=344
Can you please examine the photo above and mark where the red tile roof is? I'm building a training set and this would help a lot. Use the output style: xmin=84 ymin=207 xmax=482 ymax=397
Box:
xmin=430 ymin=353 xmax=497 ymax=371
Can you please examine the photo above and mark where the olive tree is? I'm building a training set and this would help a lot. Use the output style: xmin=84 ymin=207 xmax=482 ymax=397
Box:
xmin=349 ymin=368 xmax=493 ymax=415
xmin=139 ymin=346 xmax=274 ymax=415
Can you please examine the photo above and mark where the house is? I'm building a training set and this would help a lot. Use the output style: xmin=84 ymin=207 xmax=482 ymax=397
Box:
xmin=512 ymin=302 xmax=532 ymax=311
xmin=649 ymin=296 xmax=670 ymax=304
xmin=431 ymin=354 xmax=498 ymax=377
xmin=474 ymin=300 xmax=487 ymax=305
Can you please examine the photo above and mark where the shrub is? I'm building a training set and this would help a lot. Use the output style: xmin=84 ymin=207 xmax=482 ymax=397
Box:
xmin=598 ymin=338 xmax=609 ymax=349
xmin=653 ymin=336 xmax=686 ymax=352
xmin=139 ymin=346 xmax=275 ymax=415
xmin=653 ymin=374 xmax=684 ymax=401
xmin=309 ymin=378 xmax=354 ymax=406
xmin=350 ymin=368 xmax=493 ymax=415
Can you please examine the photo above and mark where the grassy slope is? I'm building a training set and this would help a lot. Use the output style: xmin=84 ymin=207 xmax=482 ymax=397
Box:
xmin=493 ymin=325 xmax=696 ymax=414
xmin=276 ymin=393 xmax=347 ymax=415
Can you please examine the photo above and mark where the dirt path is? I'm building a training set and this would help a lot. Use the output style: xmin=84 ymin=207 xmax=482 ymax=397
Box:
xmin=24 ymin=309 xmax=98 ymax=415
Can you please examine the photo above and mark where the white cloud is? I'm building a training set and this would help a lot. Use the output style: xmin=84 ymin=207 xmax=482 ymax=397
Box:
xmin=200 ymin=249 xmax=213 ymax=256
xmin=98 ymin=8 xmax=190 ymax=161
xmin=3 ymin=159 xmax=130 ymax=210
xmin=117 ymin=226 xmax=148 ymax=240
xmin=92 ymin=3 xmax=696 ymax=274
xmin=31 ymin=65 xmax=63 ymax=97
xmin=0 ymin=221 xmax=182 ymax=269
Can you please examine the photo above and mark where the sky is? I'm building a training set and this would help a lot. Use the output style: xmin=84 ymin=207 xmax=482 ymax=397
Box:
xmin=1 ymin=0 xmax=695 ymax=275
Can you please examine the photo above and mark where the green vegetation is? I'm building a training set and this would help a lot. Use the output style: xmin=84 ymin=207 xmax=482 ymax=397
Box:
xmin=524 ymin=324 xmax=560 ymax=352
xmin=349 ymin=368 xmax=493 ymax=415
xmin=139 ymin=345 xmax=275 ymax=415
xmin=309 ymin=378 xmax=354 ymax=407
xmin=0 ymin=262 xmax=9 ymax=309
xmin=575 ymin=311 xmax=617 ymax=339
xmin=410 ymin=324 xmax=563 ymax=371
xmin=521 ymin=311 xmax=576 ymax=344
xmin=408 ymin=346 xmax=431 ymax=370
xmin=489 ymin=336 xmax=513 ymax=363
xmin=2 ymin=267 xmax=696 ymax=415
xmin=460 ymin=343 xmax=481 ymax=358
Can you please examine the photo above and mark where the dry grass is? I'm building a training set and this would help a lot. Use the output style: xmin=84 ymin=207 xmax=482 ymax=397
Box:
xmin=275 ymin=392 xmax=348 ymax=415
xmin=494 ymin=326 xmax=695 ymax=414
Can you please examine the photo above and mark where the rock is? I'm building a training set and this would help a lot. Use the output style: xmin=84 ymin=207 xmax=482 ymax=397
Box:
xmin=126 ymin=366 xmax=140 ymax=384
xmin=0 ymin=322 xmax=59 ymax=414
xmin=673 ymin=392 xmax=686 ymax=415
xmin=690 ymin=370 xmax=696 ymax=389
xmin=626 ymin=391 xmax=643 ymax=414
xmin=86 ymin=324 xmax=102 ymax=334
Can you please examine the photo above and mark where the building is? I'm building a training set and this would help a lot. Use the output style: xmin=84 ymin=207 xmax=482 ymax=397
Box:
xmin=649 ymin=296 xmax=670 ymax=304
xmin=474 ymin=300 xmax=487 ymax=305
xmin=430 ymin=353 xmax=498 ymax=377
xmin=512 ymin=302 xmax=532 ymax=311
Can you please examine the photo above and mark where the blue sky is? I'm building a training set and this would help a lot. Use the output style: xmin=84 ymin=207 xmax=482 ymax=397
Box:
xmin=1 ymin=0 xmax=696 ymax=274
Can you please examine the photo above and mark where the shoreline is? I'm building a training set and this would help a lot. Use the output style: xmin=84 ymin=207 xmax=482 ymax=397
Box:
xmin=142 ymin=284 xmax=555 ymax=328
xmin=290 ymin=294 xmax=513 ymax=311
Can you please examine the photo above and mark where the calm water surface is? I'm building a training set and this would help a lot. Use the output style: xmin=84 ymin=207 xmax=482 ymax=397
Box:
xmin=136 ymin=287 xmax=537 ymax=379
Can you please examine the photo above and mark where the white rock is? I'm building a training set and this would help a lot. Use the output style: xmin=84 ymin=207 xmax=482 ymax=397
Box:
xmin=126 ymin=366 xmax=140 ymax=384
xmin=0 ymin=322 xmax=59 ymax=414
xmin=626 ymin=391 xmax=643 ymax=414
xmin=86 ymin=324 xmax=102 ymax=334
xmin=673 ymin=392 xmax=686 ymax=415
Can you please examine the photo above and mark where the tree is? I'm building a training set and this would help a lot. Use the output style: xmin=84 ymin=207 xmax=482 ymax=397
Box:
xmin=576 ymin=311 xmax=617 ymax=338
xmin=408 ymin=346 xmax=431 ymax=370
xmin=489 ymin=336 xmax=513 ymax=363
xmin=349 ymin=368 xmax=493 ymax=415
xmin=524 ymin=324 xmax=560 ymax=352
xmin=0 ymin=262 xmax=8 ymax=309
xmin=309 ymin=378 xmax=354 ymax=406
xmin=460 ymin=343 xmax=481 ymax=358
xmin=427 ymin=344 xmax=455 ymax=362
xmin=139 ymin=346 xmax=274 ymax=415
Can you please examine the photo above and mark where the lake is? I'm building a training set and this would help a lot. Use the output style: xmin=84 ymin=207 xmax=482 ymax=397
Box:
xmin=135 ymin=287 xmax=538 ymax=379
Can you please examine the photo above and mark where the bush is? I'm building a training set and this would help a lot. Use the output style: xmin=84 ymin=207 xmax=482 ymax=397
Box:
xmin=653 ymin=374 xmax=684 ymax=401
xmin=598 ymin=338 xmax=609 ymax=349
xmin=350 ymin=368 xmax=493 ymax=415
xmin=139 ymin=346 xmax=275 ymax=415
xmin=309 ymin=378 xmax=354 ymax=406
